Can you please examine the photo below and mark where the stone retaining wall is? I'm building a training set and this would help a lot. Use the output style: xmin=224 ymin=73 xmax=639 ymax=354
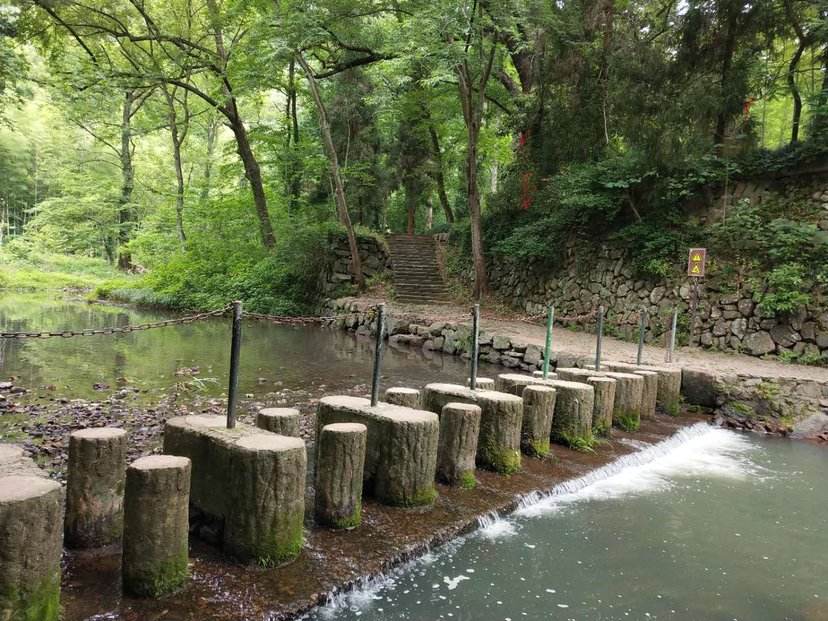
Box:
xmin=322 ymin=233 xmax=391 ymax=294
xmin=486 ymin=179 xmax=828 ymax=363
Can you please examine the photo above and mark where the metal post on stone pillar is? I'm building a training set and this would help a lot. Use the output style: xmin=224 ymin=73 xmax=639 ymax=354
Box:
xmin=665 ymin=307 xmax=679 ymax=363
xmin=226 ymin=300 xmax=242 ymax=429
xmin=469 ymin=303 xmax=480 ymax=390
xmin=542 ymin=304 xmax=555 ymax=379
xmin=370 ymin=303 xmax=386 ymax=407
xmin=636 ymin=309 xmax=647 ymax=366
xmin=594 ymin=305 xmax=604 ymax=371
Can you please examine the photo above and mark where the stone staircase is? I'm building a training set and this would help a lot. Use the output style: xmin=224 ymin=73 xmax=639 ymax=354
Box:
xmin=387 ymin=235 xmax=450 ymax=305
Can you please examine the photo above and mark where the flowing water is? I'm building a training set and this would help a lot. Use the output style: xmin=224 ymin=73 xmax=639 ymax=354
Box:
xmin=307 ymin=425 xmax=828 ymax=621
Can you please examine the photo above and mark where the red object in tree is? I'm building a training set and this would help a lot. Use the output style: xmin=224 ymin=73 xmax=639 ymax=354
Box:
xmin=518 ymin=131 xmax=528 ymax=149
xmin=743 ymin=97 xmax=756 ymax=119
xmin=520 ymin=171 xmax=534 ymax=210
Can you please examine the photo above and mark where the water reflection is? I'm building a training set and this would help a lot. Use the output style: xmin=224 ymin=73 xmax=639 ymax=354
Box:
xmin=0 ymin=292 xmax=474 ymax=400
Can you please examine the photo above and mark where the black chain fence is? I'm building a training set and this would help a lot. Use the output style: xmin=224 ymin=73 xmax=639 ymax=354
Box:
xmin=0 ymin=303 xmax=335 ymax=340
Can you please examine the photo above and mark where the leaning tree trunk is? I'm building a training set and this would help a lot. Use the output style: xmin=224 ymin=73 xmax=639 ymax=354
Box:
xmin=297 ymin=53 xmax=364 ymax=290
xmin=226 ymin=107 xmax=276 ymax=248
xmin=206 ymin=0 xmax=276 ymax=248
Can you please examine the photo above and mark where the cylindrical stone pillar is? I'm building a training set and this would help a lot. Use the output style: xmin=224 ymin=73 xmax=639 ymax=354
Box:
xmin=521 ymin=385 xmax=556 ymax=457
xmin=635 ymin=370 xmax=658 ymax=420
xmin=476 ymin=392 xmax=523 ymax=474
xmin=0 ymin=475 xmax=63 ymax=621
xmin=224 ymin=434 xmax=307 ymax=565
xmin=468 ymin=377 xmax=495 ymax=390
xmin=437 ymin=403 xmax=481 ymax=487
xmin=420 ymin=384 xmax=522 ymax=474
xmin=256 ymin=408 xmax=301 ymax=437
xmin=654 ymin=368 xmax=682 ymax=416
xmin=384 ymin=387 xmax=421 ymax=408
xmin=548 ymin=380 xmax=594 ymax=448
xmin=496 ymin=373 xmax=554 ymax=395
xmin=548 ymin=368 xmax=614 ymax=437
xmin=316 ymin=423 xmax=367 ymax=529
xmin=123 ymin=455 xmax=191 ymax=598
xmin=588 ymin=376 xmax=616 ymax=437
xmin=603 ymin=372 xmax=644 ymax=431
xmin=65 ymin=427 xmax=127 ymax=549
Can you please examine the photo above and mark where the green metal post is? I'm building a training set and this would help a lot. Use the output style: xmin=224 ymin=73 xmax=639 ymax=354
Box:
xmin=542 ymin=304 xmax=555 ymax=379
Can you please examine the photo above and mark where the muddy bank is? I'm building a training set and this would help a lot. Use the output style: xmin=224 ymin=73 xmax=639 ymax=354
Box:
xmin=60 ymin=412 xmax=708 ymax=621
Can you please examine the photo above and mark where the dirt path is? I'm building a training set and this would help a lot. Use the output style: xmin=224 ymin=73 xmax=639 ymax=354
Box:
xmin=348 ymin=297 xmax=828 ymax=383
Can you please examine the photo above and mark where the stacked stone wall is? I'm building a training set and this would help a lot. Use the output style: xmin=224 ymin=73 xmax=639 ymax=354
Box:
xmin=322 ymin=234 xmax=391 ymax=294
xmin=487 ymin=179 xmax=828 ymax=362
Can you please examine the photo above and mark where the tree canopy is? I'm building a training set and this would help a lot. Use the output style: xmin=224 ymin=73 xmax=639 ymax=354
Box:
xmin=0 ymin=0 xmax=825 ymax=305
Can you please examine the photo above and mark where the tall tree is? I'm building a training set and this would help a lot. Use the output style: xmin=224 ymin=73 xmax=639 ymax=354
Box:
xmin=296 ymin=52 xmax=364 ymax=289
xmin=455 ymin=0 xmax=498 ymax=299
xmin=32 ymin=0 xmax=278 ymax=248
xmin=161 ymin=84 xmax=190 ymax=242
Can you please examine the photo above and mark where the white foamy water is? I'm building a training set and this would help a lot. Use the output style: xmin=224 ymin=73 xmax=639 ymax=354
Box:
xmin=516 ymin=422 xmax=754 ymax=518
xmin=477 ymin=510 xmax=517 ymax=539
xmin=308 ymin=423 xmax=758 ymax=619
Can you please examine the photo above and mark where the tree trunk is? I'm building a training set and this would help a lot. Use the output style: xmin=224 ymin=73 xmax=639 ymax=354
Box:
xmin=466 ymin=118 xmax=488 ymax=299
xmin=405 ymin=182 xmax=417 ymax=235
xmin=225 ymin=104 xmax=276 ymax=248
xmin=285 ymin=58 xmax=303 ymax=214
xmin=815 ymin=44 xmax=828 ymax=137
xmin=163 ymin=87 xmax=187 ymax=243
xmin=296 ymin=53 xmax=364 ymax=289
xmin=206 ymin=0 xmax=275 ymax=248
xmin=428 ymin=125 xmax=454 ymax=224
xmin=201 ymin=115 xmax=219 ymax=201
xmin=713 ymin=6 xmax=739 ymax=151
xmin=783 ymin=0 xmax=810 ymax=144
xmin=117 ymin=90 xmax=135 ymax=270
xmin=788 ymin=41 xmax=806 ymax=144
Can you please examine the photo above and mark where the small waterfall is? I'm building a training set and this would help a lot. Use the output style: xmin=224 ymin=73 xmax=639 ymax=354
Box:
xmin=476 ymin=510 xmax=516 ymax=539
xmin=516 ymin=422 xmax=753 ymax=517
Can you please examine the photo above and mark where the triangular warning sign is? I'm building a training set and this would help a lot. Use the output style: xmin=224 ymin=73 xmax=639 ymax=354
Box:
xmin=692 ymin=254 xmax=701 ymax=262
xmin=691 ymin=265 xmax=700 ymax=274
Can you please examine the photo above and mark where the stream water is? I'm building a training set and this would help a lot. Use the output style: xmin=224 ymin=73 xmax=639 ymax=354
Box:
xmin=308 ymin=425 xmax=828 ymax=621
xmin=0 ymin=292 xmax=472 ymax=401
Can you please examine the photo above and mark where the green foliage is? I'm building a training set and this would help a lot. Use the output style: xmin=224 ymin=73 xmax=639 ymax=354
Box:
xmin=614 ymin=414 xmax=641 ymax=433
xmin=458 ymin=471 xmax=477 ymax=490
xmin=555 ymin=432 xmax=596 ymax=452
xmin=125 ymin=222 xmax=336 ymax=314
xmin=0 ymin=244 xmax=124 ymax=291
xmin=756 ymin=264 xmax=812 ymax=315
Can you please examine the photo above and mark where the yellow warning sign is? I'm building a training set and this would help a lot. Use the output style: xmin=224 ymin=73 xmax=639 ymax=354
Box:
xmin=687 ymin=248 xmax=706 ymax=278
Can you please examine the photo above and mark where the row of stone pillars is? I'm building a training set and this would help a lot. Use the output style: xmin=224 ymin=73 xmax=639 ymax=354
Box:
xmin=1 ymin=360 xmax=683 ymax=618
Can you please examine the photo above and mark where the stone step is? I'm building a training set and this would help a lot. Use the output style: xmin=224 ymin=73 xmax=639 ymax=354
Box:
xmin=387 ymin=234 xmax=448 ymax=306
xmin=394 ymin=281 xmax=449 ymax=289
xmin=393 ymin=270 xmax=442 ymax=282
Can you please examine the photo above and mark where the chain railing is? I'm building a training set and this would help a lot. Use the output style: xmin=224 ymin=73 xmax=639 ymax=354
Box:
xmin=0 ymin=305 xmax=232 ymax=339
xmin=0 ymin=304 xmax=336 ymax=340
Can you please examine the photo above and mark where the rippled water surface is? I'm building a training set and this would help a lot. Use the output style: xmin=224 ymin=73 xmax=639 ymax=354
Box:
xmin=308 ymin=425 xmax=828 ymax=621
xmin=0 ymin=292 xmax=472 ymax=400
